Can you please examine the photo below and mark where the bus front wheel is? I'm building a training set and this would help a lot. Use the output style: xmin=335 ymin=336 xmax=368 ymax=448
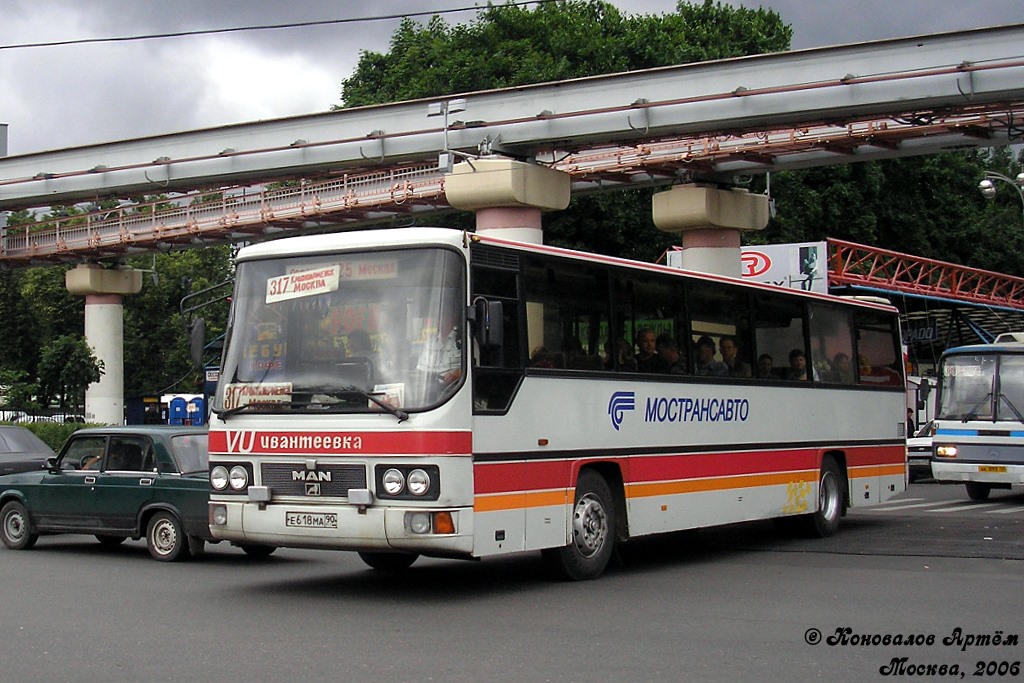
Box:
xmin=358 ymin=551 xmax=418 ymax=571
xmin=542 ymin=470 xmax=616 ymax=581
xmin=965 ymin=482 xmax=991 ymax=501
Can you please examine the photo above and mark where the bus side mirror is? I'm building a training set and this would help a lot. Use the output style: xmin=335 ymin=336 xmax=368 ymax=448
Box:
xmin=471 ymin=299 xmax=504 ymax=365
xmin=189 ymin=317 xmax=206 ymax=371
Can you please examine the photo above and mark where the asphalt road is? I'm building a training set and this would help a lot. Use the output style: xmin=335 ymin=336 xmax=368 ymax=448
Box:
xmin=0 ymin=482 xmax=1021 ymax=683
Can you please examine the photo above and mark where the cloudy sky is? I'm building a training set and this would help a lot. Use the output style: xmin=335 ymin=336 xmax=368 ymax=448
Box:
xmin=1 ymin=0 xmax=1021 ymax=157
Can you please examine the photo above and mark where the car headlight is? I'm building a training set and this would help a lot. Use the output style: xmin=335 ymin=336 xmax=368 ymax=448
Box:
xmin=229 ymin=465 xmax=249 ymax=490
xmin=382 ymin=468 xmax=405 ymax=495
xmin=211 ymin=465 xmax=229 ymax=490
xmin=935 ymin=444 xmax=958 ymax=458
xmin=407 ymin=469 xmax=431 ymax=496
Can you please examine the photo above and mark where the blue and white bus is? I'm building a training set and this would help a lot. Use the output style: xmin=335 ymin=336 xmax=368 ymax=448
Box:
xmin=931 ymin=333 xmax=1024 ymax=499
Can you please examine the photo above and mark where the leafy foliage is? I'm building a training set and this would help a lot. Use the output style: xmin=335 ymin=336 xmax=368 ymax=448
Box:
xmin=37 ymin=335 xmax=103 ymax=414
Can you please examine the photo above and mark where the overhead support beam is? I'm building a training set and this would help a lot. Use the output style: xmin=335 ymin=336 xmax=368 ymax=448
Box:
xmin=1 ymin=23 xmax=1023 ymax=210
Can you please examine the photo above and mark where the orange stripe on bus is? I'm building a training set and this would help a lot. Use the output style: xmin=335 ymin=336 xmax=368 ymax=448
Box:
xmin=474 ymin=489 xmax=569 ymax=512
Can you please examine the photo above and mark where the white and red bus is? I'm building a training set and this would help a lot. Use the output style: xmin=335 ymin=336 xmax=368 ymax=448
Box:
xmin=206 ymin=227 xmax=906 ymax=580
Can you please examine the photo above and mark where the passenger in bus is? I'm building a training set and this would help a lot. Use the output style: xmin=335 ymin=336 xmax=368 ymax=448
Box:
xmin=655 ymin=334 xmax=687 ymax=375
xmin=757 ymin=353 xmax=775 ymax=379
xmin=605 ymin=338 xmax=638 ymax=372
xmin=693 ymin=335 xmax=728 ymax=377
xmin=828 ymin=352 xmax=855 ymax=384
xmin=785 ymin=348 xmax=810 ymax=381
xmin=417 ymin=321 xmax=462 ymax=386
xmin=719 ymin=335 xmax=751 ymax=378
xmin=635 ymin=328 xmax=664 ymax=373
xmin=345 ymin=329 xmax=379 ymax=385
xmin=530 ymin=346 xmax=557 ymax=369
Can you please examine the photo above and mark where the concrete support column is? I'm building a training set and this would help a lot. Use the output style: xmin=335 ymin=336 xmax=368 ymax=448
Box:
xmin=444 ymin=157 xmax=570 ymax=244
xmin=66 ymin=264 xmax=142 ymax=425
xmin=653 ymin=184 xmax=769 ymax=277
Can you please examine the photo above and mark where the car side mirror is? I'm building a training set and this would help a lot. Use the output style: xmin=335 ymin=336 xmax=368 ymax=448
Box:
xmin=45 ymin=456 xmax=59 ymax=471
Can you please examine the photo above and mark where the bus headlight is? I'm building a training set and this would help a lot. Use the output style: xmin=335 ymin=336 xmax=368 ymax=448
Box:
xmin=211 ymin=466 xmax=229 ymax=491
xmin=935 ymin=444 xmax=958 ymax=459
xmin=382 ymin=468 xmax=406 ymax=495
xmin=229 ymin=465 xmax=249 ymax=490
xmin=407 ymin=469 xmax=431 ymax=496
xmin=375 ymin=464 xmax=440 ymax=500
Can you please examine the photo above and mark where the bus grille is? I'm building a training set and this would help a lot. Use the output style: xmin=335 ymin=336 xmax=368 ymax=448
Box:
xmin=260 ymin=463 xmax=367 ymax=497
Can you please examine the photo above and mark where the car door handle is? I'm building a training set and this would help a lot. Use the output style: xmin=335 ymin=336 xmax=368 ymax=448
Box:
xmin=84 ymin=476 xmax=97 ymax=484
xmin=140 ymin=478 xmax=153 ymax=486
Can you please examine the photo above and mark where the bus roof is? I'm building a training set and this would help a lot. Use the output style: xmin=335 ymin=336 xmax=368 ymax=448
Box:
xmin=236 ymin=227 xmax=899 ymax=312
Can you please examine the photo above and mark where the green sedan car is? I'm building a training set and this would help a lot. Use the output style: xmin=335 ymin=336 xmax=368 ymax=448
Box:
xmin=0 ymin=425 xmax=274 ymax=562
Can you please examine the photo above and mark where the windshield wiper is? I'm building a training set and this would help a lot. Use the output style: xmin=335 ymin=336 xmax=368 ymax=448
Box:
xmin=998 ymin=393 xmax=1024 ymax=422
xmin=963 ymin=391 xmax=993 ymax=422
xmin=295 ymin=385 xmax=409 ymax=422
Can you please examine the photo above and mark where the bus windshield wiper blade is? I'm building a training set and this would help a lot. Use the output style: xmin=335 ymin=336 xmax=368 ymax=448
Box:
xmin=963 ymin=391 xmax=993 ymax=422
xmin=998 ymin=393 xmax=1024 ymax=422
xmin=296 ymin=385 xmax=409 ymax=423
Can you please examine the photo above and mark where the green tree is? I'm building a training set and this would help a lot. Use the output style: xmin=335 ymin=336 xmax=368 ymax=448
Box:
xmin=122 ymin=246 xmax=234 ymax=397
xmin=37 ymin=334 xmax=103 ymax=414
xmin=339 ymin=1 xmax=791 ymax=261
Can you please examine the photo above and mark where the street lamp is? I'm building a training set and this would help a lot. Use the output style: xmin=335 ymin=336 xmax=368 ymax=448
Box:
xmin=978 ymin=171 xmax=1024 ymax=226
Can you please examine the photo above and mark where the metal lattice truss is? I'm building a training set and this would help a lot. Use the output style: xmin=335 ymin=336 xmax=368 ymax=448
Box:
xmin=828 ymin=238 xmax=1024 ymax=310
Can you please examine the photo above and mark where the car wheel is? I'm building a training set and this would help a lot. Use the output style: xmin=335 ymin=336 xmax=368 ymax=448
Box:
xmin=541 ymin=470 xmax=616 ymax=581
xmin=239 ymin=544 xmax=277 ymax=558
xmin=146 ymin=512 xmax=190 ymax=562
xmin=95 ymin=535 xmax=128 ymax=547
xmin=1 ymin=501 xmax=38 ymax=550
xmin=358 ymin=551 xmax=418 ymax=571
xmin=965 ymin=482 xmax=992 ymax=501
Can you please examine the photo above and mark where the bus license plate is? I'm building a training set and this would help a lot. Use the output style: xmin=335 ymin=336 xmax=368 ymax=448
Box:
xmin=286 ymin=512 xmax=338 ymax=529
xmin=978 ymin=465 xmax=1007 ymax=473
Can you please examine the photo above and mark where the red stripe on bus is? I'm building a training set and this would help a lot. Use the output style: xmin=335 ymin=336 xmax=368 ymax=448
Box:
xmin=473 ymin=444 xmax=905 ymax=494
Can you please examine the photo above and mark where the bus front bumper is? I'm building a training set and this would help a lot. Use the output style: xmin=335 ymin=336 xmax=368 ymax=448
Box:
xmin=208 ymin=499 xmax=475 ymax=556
xmin=930 ymin=461 xmax=1024 ymax=485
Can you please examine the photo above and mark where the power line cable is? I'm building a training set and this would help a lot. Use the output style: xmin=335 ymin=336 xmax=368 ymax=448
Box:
xmin=0 ymin=1 xmax=556 ymax=51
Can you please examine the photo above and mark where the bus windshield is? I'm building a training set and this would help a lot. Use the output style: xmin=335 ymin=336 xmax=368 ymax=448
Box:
xmin=937 ymin=353 xmax=997 ymax=421
xmin=215 ymin=247 xmax=465 ymax=415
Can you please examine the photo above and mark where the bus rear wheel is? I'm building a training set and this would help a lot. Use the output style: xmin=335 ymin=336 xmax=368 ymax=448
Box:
xmin=542 ymin=470 xmax=616 ymax=581
xmin=804 ymin=456 xmax=844 ymax=538
xmin=777 ymin=456 xmax=845 ymax=538
xmin=965 ymin=482 xmax=991 ymax=501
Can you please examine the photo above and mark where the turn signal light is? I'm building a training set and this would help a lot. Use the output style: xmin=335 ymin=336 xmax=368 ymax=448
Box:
xmin=432 ymin=511 xmax=456 ymax=534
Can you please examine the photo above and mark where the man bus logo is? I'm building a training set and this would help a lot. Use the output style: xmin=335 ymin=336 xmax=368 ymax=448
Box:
xmin=608 ymin=391 xmax=636 ymax=431
xmin=741 ymin=251 xmax=772 ymax=277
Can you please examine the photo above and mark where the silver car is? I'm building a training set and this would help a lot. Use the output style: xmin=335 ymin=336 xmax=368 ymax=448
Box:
xmin=907 ymin=421 xmax=934 ymax=482
xmin=0 ymin=425 xmax=56 ymax=476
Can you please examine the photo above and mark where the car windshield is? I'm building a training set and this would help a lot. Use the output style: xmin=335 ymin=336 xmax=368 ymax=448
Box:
xmin=216 ymin=247 xmax=465 ymax=415
xmin=171 ymin=434 xmax=209 ymax=473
